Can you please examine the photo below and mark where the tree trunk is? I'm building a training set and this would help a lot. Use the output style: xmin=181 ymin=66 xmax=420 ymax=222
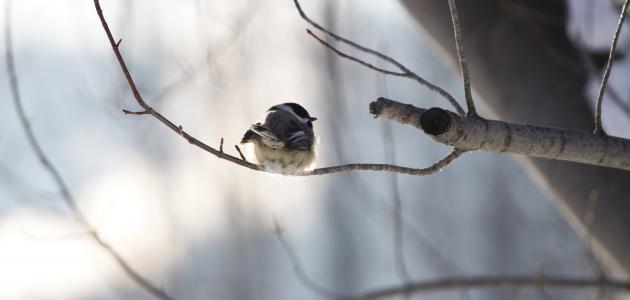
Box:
xmin=399 ymin=0 xmax=630 ymax=277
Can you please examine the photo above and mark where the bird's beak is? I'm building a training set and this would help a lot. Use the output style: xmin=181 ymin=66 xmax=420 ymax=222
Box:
xmin=309 ymin=117 xmax=317 ymax=121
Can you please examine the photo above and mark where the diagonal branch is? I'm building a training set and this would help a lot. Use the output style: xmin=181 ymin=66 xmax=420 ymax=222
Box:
xmin=93 ymin=0 xmax=464 ymax=177
xmin=6 ymin=2 xmax=173 ymax=300
xmin=293 ymin=0 xmax=465 ymax=116
xmin=273 ymin=219 xmax=341 ymax=299
xmin=594 ymin=0 xmax=630 ymax=135
xmin=446 ymin=0 xmax=476 ymax=116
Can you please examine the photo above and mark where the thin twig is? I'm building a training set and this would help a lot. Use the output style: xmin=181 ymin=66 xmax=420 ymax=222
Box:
xmin=293 ymin=0 xmax=465 ymax=115
xmin=307 ymin=30 xmax=406 ymax=76
xmin=584 ymin=190 xmax=606 ymax=279
xmin=446 ymin=0 xmax=476 ymax=116
xmin=574 ymin=35 xmax=630 ymax=123
xmin=93 ymin=0 xmax=464 ymax=177
xmin=7 ymin=2 xmax=173 ymax=300
xmin=234 ymin=145 xmax=247 ymax=161
xmin=533 ymin=265 xmax=553 ymax=300
xmin=273 ymin=218 xmax=342 ymax=299
xmin=594 ymin=0 xmax=629 ymax=135
xmin=219 ymin=138 xmax=224 ymax=153
xmin=94 ymin=0 xmax=260 ymax=170
xmin=347 ymin=276 xmax=630 ymax=300
xmin=300 ymin=149 xmax=464 ymax=176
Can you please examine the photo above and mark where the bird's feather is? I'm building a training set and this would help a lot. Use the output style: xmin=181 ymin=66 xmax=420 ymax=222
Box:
xmin=249 ymin=123 xmax=284 ymax=148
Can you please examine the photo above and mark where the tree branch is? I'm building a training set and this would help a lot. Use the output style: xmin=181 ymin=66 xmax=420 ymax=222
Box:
xmin=93 ymin=0 xmax=464 ymax=177
xmin=347 ymin=276 xmax=630 ymax=300
xmin=7 ymin=2 xmax=173 ymax=299
xmin=371 ymin=97 xmax=630 ymax=171
xmin=594 ymin=0 xmax=629 ymax=135
xmin=446 ymin=0 xmax=476 ymax=116
xmin=293 ymin=0 xmax=465 ymax=116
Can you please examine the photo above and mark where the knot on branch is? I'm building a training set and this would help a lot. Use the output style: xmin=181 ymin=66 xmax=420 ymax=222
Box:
xmin=421 ymin=108 xmax=451 ymax=136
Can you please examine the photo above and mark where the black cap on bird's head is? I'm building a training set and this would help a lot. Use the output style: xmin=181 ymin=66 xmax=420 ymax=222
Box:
xmin=269 ymin=102 xmax=317 ymax=123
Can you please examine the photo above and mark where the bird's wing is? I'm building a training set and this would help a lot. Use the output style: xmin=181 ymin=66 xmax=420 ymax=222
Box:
xmin=249 ymin=123 xmax=284 ymax=148
xmin=284 ymin=123 xmax=311 ymax=151
xmin=240 ymin=129 xmax=255 ymax=143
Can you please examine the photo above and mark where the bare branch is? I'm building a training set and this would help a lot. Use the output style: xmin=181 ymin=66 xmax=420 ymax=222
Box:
xmin=446 ymin=0 xmax=476 ymax=116
xmin=584 ymin=190 xmax=606 ymax=279
xmin=371 ymin=97 xmax=630 ymax=171
xmin=293 ymin=0 xmax=465 ymax=115
xmin=594 ymin=0 xmax=629 ymax=135
xmin=306 ymin=30 xmax=406 ymax=76
xmin=273 ymin=218 xmax=341 ymax=299
xmin=234 ymin=145 xmax=247 ymax=162
xmin=574 ymin=35 xmax=630 ymax=123
xmin=93 ymin=0 xmax=464 ymax=177
xmin=348 ymin=276 xmax=630 ymax=300
xmin=583 ymin=190 xmax=609 ymax=299
xmin=94 ymin=0 xmax=260 ymax=171
xmin=7 ymin=2 xmax=173 ymax=300
xmin=300 ymin=149 xmax=464 ymax=176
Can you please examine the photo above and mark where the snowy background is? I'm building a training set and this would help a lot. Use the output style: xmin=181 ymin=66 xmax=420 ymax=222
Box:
xmin=2 ymin=0 xmax=627 ymax=299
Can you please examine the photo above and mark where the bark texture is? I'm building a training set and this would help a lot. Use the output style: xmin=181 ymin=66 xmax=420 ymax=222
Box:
xmin=371 ymin=98 xmax=630 ymax=171
xmin=399 ymin=0 xmax=630 ymax=276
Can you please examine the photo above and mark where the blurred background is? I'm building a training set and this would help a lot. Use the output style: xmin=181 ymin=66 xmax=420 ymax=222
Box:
xmin=2 ymin=0 xmax=627 ymax=299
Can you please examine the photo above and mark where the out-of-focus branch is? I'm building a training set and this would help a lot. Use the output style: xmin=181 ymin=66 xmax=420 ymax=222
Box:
xmin=5 ymin=2 xmax=173 ymax=300
xmin=293 ymin=0 xmax=465 ymax=116
xmin=150 ymin=0 xmax=267 ymax=107
xmin=93 ymin=0 xmax=464 ymax=177
xmin=5 ymin=1 xmax=78 ymax=216
xmin=594 ymin=0 xmax=629 ymax=135
xmin=273 ymin=219 xmax=341 ymax=299
xmin=375 ymin=63 xmax=412 ymax=288
xmin=371 ymin=98 xmax=630 ymax=172
xmin=347 ymin=276 xmax=630 ymax=300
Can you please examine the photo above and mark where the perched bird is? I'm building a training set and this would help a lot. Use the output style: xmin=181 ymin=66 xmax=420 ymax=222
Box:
xmin=241 ymin=102 xmax=317 ymax=174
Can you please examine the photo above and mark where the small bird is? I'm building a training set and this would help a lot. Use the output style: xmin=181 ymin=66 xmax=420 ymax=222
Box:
xmin=241 ymin=102 xmax=317 ymax=174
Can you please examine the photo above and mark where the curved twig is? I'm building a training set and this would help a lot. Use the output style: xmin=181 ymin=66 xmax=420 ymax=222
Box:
xmin=594 ymin=0 xmax=629 ymax=135
xmin=293 ymin=0 xmax=465 ymax=116
xmin=299 ymin=149 xmax=464 ymax=176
